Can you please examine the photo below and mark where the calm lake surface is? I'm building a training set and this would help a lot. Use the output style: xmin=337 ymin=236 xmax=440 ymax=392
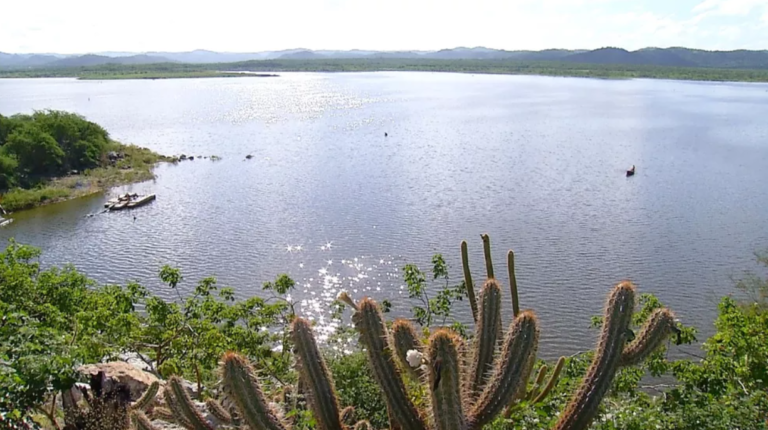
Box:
xmin=2 ymin=73 xmax=767 ymax=357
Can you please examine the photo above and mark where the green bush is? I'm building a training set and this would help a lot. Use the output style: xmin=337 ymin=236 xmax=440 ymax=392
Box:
xmin=0 ymin=187 xmax=72 ymax=212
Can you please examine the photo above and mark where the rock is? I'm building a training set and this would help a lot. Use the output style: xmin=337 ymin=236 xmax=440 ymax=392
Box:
xmin=189 ymin=156 xmax=195 ymax=160
xmin=78 ymin=361 xmax=160 ymax=402
xmin=245 ymin=154 xmax=254 ymax=160
xmin=180 ymin=154 xmax=188 ymax=161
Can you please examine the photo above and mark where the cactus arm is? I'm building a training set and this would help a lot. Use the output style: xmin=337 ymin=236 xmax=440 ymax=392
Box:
xmin=460 ymin=240 xmax=479 ymax=322
xmin=131 ymin=381 xmax=159 ymax=411
xmin=481 ymin=234 xmax=494 ymax=279
xmin=507 ymin=250 xmax=520 ymax=317
xmin=353 ymin=298 xmax=426 ymax=430
xmin=427 ymin=330 xmax=468 ymax=430
xmin=554 ymin=282 xmax=636 ymax=430
xmin=620 ymin=308 xmax=676 ymax=367
xmin=468 ymin=311 xmax=539 ymax=430
xmin=220 ymin=352 xmax=289 ymax=430
xmin=292 ymin=318 xmax=344 ymax=430
xmin=167 ymin=376 xmax=214 ymax=430
xmin=526 ymin=364 xmax=549 ymax=401
xmin=392 ymin=319 xmax=424 ymax=378
xmin=354 ymin=420 xmax=374 ymax=430
xmin=133 ymin=411 xmax=159 ymax=430
xmin=151 ymin=407 xmax=175 ymax=422
xmin=532 ymin=357 xmax=565 ymax=404
xmin=468 ymin=280 xmax=503 ymax=398
xmin=205 ymin=399 xmax=233 ymax=424
xmin=340 ymin=406 xmax=356 ymax=425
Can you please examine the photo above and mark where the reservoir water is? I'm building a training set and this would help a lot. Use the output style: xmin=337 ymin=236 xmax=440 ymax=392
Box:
xmin=2 ymin=73 xmax=767 ymax=358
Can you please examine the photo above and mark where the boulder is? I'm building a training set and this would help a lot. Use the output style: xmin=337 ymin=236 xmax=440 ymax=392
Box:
xmin=78 ymin=361 xmax=159 ymax=402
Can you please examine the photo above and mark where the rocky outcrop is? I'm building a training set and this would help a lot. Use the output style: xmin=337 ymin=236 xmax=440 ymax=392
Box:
xmin=78 ymin=362 xmax=160 ymax=402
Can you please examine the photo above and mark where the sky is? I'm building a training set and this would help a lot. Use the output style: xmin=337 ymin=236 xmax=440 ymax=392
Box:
xmin=1 ymin=0 xmax=767 ymax=54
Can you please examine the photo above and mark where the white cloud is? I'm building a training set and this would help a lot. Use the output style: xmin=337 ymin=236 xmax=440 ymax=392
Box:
xmin=0 ymin=0 xmax=765 ymax=53
xmin=693 ymin=0 xmax=767 ymax=16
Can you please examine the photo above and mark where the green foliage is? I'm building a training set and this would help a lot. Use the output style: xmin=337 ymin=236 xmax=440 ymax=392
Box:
xmin=0 ymin=186 xmax=72 ymax=212
xmin=327 ymin=352 xmax=390 ymax=429
xmin=0 ymin=240 xmax=297 ymax=423
xmin=0 ymin=111 xmax=166 ymax=210
xmin=2 ymin=122 xmax=65 ymax=177
xmin=402 ymin=254 xmax=467 ymax=328
xmin=29 ymin=110 xmax=109 ymax=171
xmin=0 ymin=153 xmax=18 ymax=190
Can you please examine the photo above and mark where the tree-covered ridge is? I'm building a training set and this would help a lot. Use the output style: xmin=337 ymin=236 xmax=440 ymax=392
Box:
xmin=0 ymin=111 xmax=167 ymax=212
xmin=0 ymin=111 xmax=110 ymax=189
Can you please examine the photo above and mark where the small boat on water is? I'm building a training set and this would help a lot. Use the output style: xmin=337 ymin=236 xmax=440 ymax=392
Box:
xmin=0 ymin=216 xmax=12 ymax=227
xmin=107 ymin=193 xmax=156 ymax=211
xmin=626 ymin=165 xmax=636 ymax=177
xmin=126 ymin=194 xmax=156 ymax=208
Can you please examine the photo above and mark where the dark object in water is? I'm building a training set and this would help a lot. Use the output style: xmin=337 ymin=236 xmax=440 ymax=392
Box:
xmin=384 ymin=132 xmax=388 ymax=137
xmin=626 ymin=165 xmax=636 ymax=177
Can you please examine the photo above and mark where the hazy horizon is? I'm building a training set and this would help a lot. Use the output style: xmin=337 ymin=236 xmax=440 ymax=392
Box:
xmin=1 ymin=0 xmax=767 ymax=54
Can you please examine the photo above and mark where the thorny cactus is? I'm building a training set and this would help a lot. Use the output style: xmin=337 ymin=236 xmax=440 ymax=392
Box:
xmin=145 ymin=235 xmax=677 ymax=430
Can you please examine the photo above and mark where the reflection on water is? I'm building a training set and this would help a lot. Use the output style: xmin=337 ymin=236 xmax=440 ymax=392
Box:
xmin=2 ymin=73 xmax=768 ymax=359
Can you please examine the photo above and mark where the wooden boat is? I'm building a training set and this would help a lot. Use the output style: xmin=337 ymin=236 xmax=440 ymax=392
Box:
xmin=109 ymin=200 xmax=130 ymax=211
xmin=626 ymin=165 xmax=636 ymax=177
xmin=126 ymin=194 xmax=156 ymax=208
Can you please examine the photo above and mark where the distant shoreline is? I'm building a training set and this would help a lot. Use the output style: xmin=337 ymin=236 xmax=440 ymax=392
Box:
xmin=2 ymin=59 xmax=768 ymax=83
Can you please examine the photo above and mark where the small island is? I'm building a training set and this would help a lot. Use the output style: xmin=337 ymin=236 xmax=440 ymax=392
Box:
xmin=0 ymin=110 xmax=170 ymax=212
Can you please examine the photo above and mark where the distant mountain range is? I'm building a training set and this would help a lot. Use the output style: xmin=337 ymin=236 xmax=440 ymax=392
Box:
xmin=2 ymin=47 xmax=768 ymax=69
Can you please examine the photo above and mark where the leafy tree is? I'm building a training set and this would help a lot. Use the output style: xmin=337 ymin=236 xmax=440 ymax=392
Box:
xmin=30 ymin=110 xmax=109 ymax=170
xmin=0 ymin=153 xmax=18 ymax=190
xmin=402 ymin=254 xmax=467 ymax=330
xmin=2 ymin=123 xmax=64 ymax=177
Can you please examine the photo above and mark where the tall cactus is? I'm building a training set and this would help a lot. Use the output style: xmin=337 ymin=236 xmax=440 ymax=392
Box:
xmin=292 ymin=317 xmax=345 ymax=430
xmin=144 ymin=235 xmax=677 ymax=430
xmin=467 ymin=279 xmax=503 ymax=398
xmin=353 ymin=298 xmax=427 ymax=430
xmin=554 ymin=281 xmax=675 ymax=430
xmin=461 ymin=240 xmax=479 ymax=321
xmin=220 ymin=352 xmax=288 ymax=430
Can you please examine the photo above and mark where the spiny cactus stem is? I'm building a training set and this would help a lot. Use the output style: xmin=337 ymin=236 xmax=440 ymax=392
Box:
xmin=292 ymin=317 xmax=344 ymax=430
xmin=392 ymin=319 xmax=424 ymax=378
xmin=507 ymin=250 xmax=520 ymax=317
xmin=354 ymin=420 xmax=374 ymax=430
xmin=131 ymin=381 xmax=159 ymax=411
xmin=341 ymin=406 xmax=356 ymax=425
xmin=469 ymin=310 xmax=540 ymax=430
xmin=532 ymin=356 xmax=566 ymax=404
xmin=354 ymin=298 xmax=426 ymax=430
xmin=469 ymin=280 xmax=503 ymax=398
xmin=526 ymin=364 xmax=549 ymax=401
xmin=460 ymin=240 xmax=479 ymax=321
xmin=554 ymin=282 xmax=636 ymax=430
xmin=167 ymin=376 xmax=214 ymax=430
xmin=205 ymin=398 xmax=232 ymax=424
xmin=151 ymin=407 xmax=175 ymax=422
xmin=481 ymin=234 xmax=494 ymax=278
xmin=132 ymin=411 xmax=159 ymax=430
xmin=620 ymin=308 xmax=676 ymax=367
xmin=428 ymin=330 xmax=467 ymax=430
xmin=220 ymin=352 xmax=288 ymax=430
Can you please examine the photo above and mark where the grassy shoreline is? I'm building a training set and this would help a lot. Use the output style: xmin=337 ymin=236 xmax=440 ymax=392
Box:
xmin=3 ymin=59 xmax=768 ymax=82
xmin=1 ymin=143 xmax=170 ymax=212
